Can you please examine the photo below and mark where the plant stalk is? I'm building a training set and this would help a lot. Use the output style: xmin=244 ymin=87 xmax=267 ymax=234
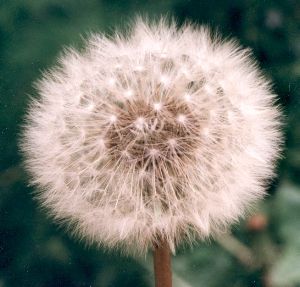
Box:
xmin=153 ymin=239 xmax=172 ymax=287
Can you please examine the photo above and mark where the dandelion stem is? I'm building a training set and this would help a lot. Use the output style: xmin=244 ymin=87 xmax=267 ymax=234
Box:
xmin=153 ymin=239 xmax=172 ymax=287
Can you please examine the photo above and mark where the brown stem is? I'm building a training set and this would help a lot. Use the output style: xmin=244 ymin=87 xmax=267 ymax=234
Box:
xmin=153 ymin=239 xmax=172 ymax=287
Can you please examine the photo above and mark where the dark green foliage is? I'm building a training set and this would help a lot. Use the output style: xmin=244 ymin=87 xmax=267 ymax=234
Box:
xmin=0 ymin=1 xmax=299 ymax=286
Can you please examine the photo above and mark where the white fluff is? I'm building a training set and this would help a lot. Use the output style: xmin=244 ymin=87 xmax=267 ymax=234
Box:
xmin=21 ymin=19 xmax=282 ymax=255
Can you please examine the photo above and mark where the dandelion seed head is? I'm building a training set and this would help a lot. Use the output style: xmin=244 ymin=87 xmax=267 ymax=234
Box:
xmin=153 ymin=102 xmax=162 ymax=111
xmin=183 ymin=93 xmax=192 ymax=102
xmin=21 ymin=18 xmax=283 ymax=255
xmin=134 ymin=65 xmax=145 ymax=72
xmin=176 ymin=114 xmax=187 ymax=124
xmin=160 ymin=75 xmax=171 ymax=86
xmin=108 ymin=77 xmax=116 ymax=86
xmin=109 ymin=114 xmax=117 ymax=123
xmin=167 ymin=138 xmax=177 ymax=147
xmin=124 ymin=89 xmax=134 ymax=98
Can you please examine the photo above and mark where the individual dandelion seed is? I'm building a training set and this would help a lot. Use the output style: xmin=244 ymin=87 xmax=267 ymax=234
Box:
xmin=20 ymin=18 xmax=282 ymax=287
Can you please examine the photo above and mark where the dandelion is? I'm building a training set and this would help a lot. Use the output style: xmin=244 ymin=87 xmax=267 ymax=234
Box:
xmin=21 ymin=18 xmax=282 ymax=286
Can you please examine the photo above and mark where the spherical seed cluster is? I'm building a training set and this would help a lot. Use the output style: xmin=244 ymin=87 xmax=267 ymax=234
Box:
xmin=21 ymin=19 xmax=282 ymax=255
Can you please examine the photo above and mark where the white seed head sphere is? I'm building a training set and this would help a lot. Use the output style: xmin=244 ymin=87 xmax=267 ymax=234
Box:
xmin=21 ymin=19 xmax=282 ymax=255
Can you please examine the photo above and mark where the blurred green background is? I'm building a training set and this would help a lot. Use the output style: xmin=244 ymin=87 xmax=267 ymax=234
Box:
xmin=0 ymin=0 xmax=299 ymax=286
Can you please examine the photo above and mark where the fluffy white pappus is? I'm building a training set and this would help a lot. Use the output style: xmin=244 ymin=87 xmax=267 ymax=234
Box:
xmin=21 ymin=18 xmax=282 ymax=255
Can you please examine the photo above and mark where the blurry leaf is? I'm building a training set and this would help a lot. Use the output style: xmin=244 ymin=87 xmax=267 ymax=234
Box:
xmin=269 ymin=181 xmax=300 ymax=287
xmin=270 ymin=245 xmax=300 ymax=287
xmin=217 ymin=234 xmax=255 ymax=268
xmin=274 ymin=181 xmax=300 ymax=245
xmin=172 ymin=244 xmax=240 ymax=287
